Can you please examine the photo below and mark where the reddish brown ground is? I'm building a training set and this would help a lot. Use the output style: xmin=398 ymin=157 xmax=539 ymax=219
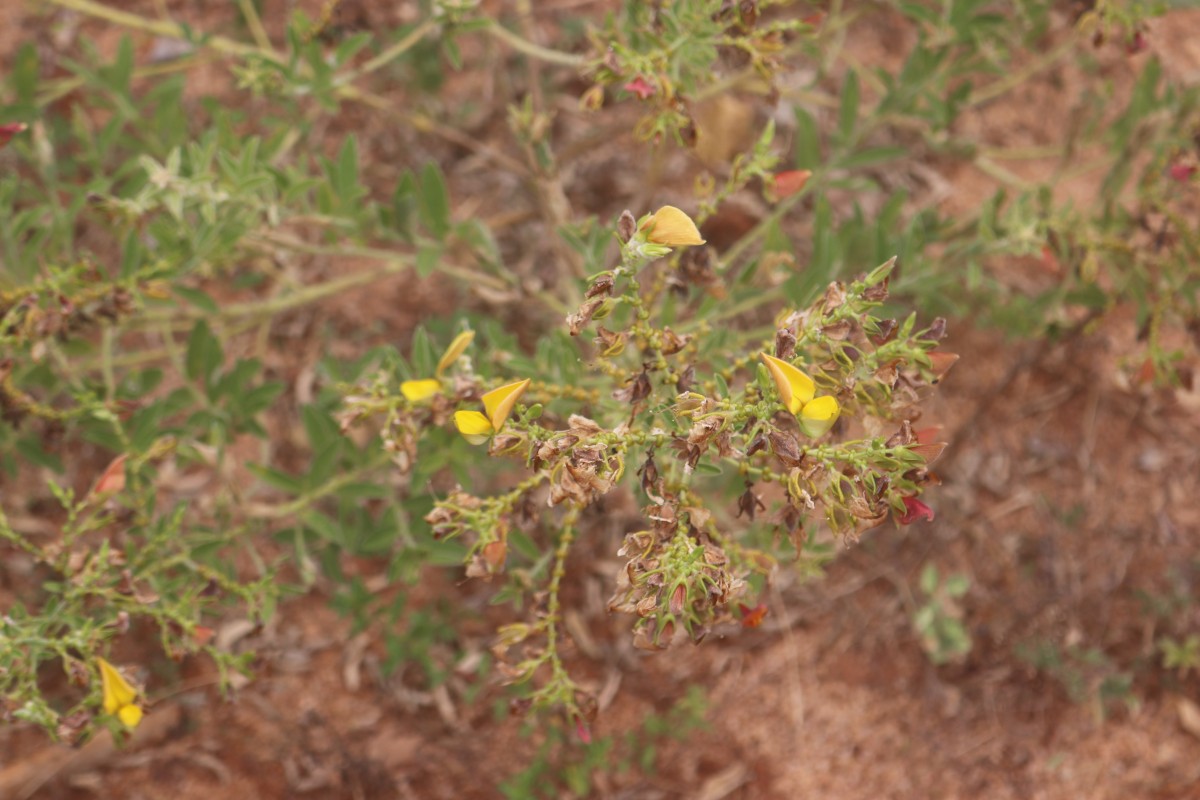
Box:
xmin=2 ymin=2 xmax=1199 ymax=799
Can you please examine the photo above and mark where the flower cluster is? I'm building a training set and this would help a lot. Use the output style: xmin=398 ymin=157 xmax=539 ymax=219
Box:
xmin=345 ymin=205 xmax=952 ymax=720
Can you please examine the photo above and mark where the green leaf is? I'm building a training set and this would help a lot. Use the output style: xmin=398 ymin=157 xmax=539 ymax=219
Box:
xmin=409 ymin=327 xmax=437 ymax=378
xmin=838 ymin=69 xmax=860 ymax=144
xmin=302 ymin=509 xmax=344 ymax=545
xmin=944 ymin=574 xmax=970 ymax=596
xmin=390 ymin=171 xmax=418 ymax=241
xmin=12 ymin=43 xmax=39 ymax=108
xmin=239 ymin=381 xmax=285 ymax=416
xmin=793 ymin=107 xmax=820 ymax=169
xmin=508 ymin=530 xmax=540 ymax=562
xmin=246 ymin=463 xmax=304 ymax=494
xmin=838 ymin=146 xmax=908 ymax=170
xmin=307 ymin=440 xmax=343 ymax=488
xmin=919 ymin=563 xmax=939 ymax=595
xmin=418 ymin=162 xmax=451 ymax=237
xmin=334 ymin=134 xmax=361 ymax=202
xmin=334 ymin=33 xmax=373 ymax=66
xmin=185 ymin=320 xmax=224 ymax=389
xmin=335 ymin=482 xmax=392 ymax=501
xmin=416 ymin=242 xmax=442 ymax=277
xmin=301 ymin=405 xmax=340 ymax=454
xmin=16 ymin=437 xmax=63 ymax=473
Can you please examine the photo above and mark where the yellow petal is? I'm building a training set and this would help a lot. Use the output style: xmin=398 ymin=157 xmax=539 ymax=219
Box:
xmin=401 ymin=379 xmax=442 ymax=402
xmin=759 ymin=353 xmax=815 ymax=415
xmin=481 ymin=379 xmax=531 ymax=432
xmin=799 ymin=395 xmax=840 ymax=438
xmin=118 ymin=704 xmax=145 ymax=728
xmin=97 ymin=657 xmax=142 ymax=728
xmin=639 ymin=205 xmax=705 ymax=246
xmin=454 ymin=410 xmax=494 ymax=444
xmin=435 ymin=330 xmax=475 ymax=377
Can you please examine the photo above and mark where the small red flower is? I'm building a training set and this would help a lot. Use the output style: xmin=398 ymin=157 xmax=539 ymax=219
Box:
xmin=898 ymin=496 xmax=935 ymax=525
xmin=1125 ymin=31 xmax=1148 ymax=55
xmin=771 ymin=169 xmax=812 ymax=201
xmin=1168 ymin=162 xmax=1197 ymax=183
xmin=0 ymin=122 xmax=27 ymax=149
xmin=575 ymin=717 xmax=592 ymax=744
xmin=90 ymin=454 xmax=128 ymax=497
xmin=623 ymin=76 xmax=656 ymax=100
xmin=738 ymin=603 xmax=768 ymax=628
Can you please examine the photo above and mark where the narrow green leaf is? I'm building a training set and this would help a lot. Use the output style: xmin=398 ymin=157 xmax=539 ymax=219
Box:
xmin=838 ymin=69 xmax=860 ymax=144
xmin=838 ymin=146 xmax=908 ymax=170
xmin=418 ymin=162 xmax=451 ymax=237
xmin=793 ymin=107 xmax=820 ymax=169
xmin=173 ymin=286 xmax=219 ymax=314
xmin=185 ymin=320 xmax=223 ymax=388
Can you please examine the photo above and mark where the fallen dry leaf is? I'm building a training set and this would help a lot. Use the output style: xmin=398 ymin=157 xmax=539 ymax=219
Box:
xmin=1178 ymin=697 xmax=1200 ymax=740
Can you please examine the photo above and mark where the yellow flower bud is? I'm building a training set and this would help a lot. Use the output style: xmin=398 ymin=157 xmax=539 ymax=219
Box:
xmin=639 ymin=205 xmax=706 ymax=247
xmin=435 ymin=330 xmax=475 ymax=377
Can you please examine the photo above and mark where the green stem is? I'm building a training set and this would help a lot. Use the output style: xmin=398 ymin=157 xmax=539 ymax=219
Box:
xmin=344 ymin=18 xmax=438 ymax=82
xmin=246 ymin=451 xmax=391 ymax=520
xmin=236 ymin=0 xmax=274 ymax=53
xmin=967 ymin=37 xmax=1077 ymax=109
xmin=46 ymin=0 xmax=274 ymax=62
xmin=543 ymin=506 xmax=580 ymax=684
xmin=719 ymin=185 xmax=812 ymax=271
xmin=484 ymin=20 xmax=586 ymax=68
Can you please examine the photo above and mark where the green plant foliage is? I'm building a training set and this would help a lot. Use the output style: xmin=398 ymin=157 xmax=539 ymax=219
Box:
xmin=0 ymin=0 xmax=1191 ymax=749
xmin=913 ymin=564 xmax=973 ymax=665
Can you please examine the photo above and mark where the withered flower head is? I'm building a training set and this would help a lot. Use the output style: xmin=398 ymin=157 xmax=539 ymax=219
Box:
xmin=774 ymin=327 xmax=797 ymax=360
xmin=736 ymin=483 xmax=766 ymax=520
xmin=617 ymin=209 xmax=637 ymax=243
xmin=586 ymin=273 xmax=615 ymax=298
xmin=768 ymin=429 xmax=804 ymax=468
xmin=613 ymin=370 xmax=652 ymax=405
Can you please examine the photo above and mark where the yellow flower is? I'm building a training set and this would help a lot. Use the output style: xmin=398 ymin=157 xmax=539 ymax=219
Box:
xmin=400 ymin=379 xmax=441 ymax=402
xmin=639 ymin=206 xmax=705 ymax=246
xmin=759 ymin=353 xmax=840 ymax=438
xmin=454 ymin=378 xmax=531 ymax=444
xmin=798 ymin=395 xmax=840 ymax=438
xmin=400 ymin=330 xmax=476 ymax=403
xmin=436 ymin=330 xmax=475 ymax=376
xmin=97 ymin=657 xmax=143 ymax=729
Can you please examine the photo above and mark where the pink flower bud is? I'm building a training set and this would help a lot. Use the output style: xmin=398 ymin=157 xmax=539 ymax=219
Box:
xmin=623 ymin=76 xmax=656 ymax=100
xmin=0 ymin=122 xmax=27 ymax=149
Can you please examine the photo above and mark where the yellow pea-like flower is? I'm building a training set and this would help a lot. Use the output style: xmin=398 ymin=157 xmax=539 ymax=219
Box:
xmin=759 ymin=353 xmax=840 ymax=438
xmin=454 ymin=379 xmax=531 ymax=444
xmin=798 ymin=395 xmax=840 ymax=438
xmin=97 ymin=657 xmax=144 ymax=729
xmin=454 ymin=410 xmax=495 ymax=444
xmin=401 ymin=330 xmax=476 ymax=403
xmin=639 ymin=206 xmax=706 ymax=247
xmin=400 ymin=379 xmax=442 ymax=402
xmin=759 ymin=353 xmax=815 ymax=415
